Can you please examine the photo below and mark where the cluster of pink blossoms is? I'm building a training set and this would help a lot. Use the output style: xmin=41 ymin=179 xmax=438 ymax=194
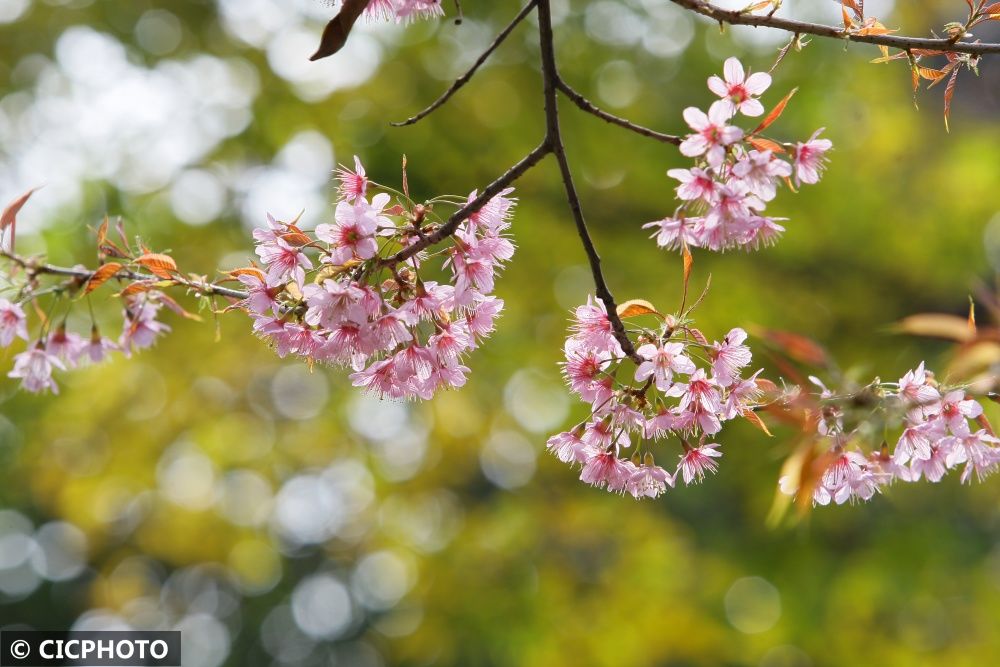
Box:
xmin=645 ymin=57 xmax=832 ymax=252
xmin=546 ymin=298 xmax=765 ymax=499
xmin=780 ymin=363 xmax=1000 ymax=506
xmin=1 ymin=295 xmax=171 ymax=394
xmin=332 ymin=0 xmax=443 ymax=22
xmin=246 ymin=156 xmax=514 ymax=400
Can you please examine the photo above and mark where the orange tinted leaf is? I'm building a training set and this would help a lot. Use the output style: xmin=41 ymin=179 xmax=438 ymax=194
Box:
xmin=227 ymin=267 xmax=266 ymax=281
xmin=755 ymin=377 xmax=780 ymax=393
xmin=943 ymin=68 xmax=959 ymax=132
xmin=617 ymin=299 xmax=662 ymax=319
xmin=116 ymin=280 xmax=160 ymax=297
xmin=747 ymin=136 xmax=786 ymax=154
xmin=136 ymin=253 xmax=178 ymax=279
xmin=916 ymin=66 xmax=947 ymax=82
xmin=280 ymin=231 xmax=312 ymax=246
xmin=683 ymin=245 xmax=693 ymax=289
xmin=751 ymin=88 xmax=797 ymax=135
xmin=84 ymin=262 xmax=123 ymax=294
xmin=96 ymin=215 xmax=109 ymax=247
xmin=1 ymin=187 xmax=41 ymax=251
xmin=742 ymin=409 xmax=773 ymax=436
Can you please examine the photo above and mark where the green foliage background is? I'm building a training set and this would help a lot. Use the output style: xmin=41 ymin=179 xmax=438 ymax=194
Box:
xmin=2 ymin=1 xmax=1000 ymax=665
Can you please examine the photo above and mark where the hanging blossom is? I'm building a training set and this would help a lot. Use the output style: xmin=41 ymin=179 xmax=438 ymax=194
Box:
xmin=1 ymin=290 xmax=170 ymax=394
xmin=779 ymin=362 xmax=1000 ymax=507
xmin=546 ymin=297 xmax=766 ymax=500
xmin=246 ymin=156 xmax=516 ymax=401
xmin=645 ymin=57 xmax=831 ymax=252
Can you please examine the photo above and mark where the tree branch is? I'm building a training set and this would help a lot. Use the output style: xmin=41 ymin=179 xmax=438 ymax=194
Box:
xmin=391 ymin=0 xmax=539 ymax=127
xmin=670 ymin=0 xmax=1000 ymax=55
xmin=379 ymin=141 xmax=553 ymax=266
xmin=536 ymin=0 xmax=641 ymax=363
xmin=1 ymin=250 xmax=249 ymax=300
xmin=556 ymin=79 xmax=682 ymax=146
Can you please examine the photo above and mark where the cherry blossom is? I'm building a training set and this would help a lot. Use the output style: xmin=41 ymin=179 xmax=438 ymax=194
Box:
xmin=679 ymin=101 xmax=744 ymax=169
xmin=708 ymin=57 xmax=772 ymax=117
xmin=548 ymin=295 xmax=765 ymax=499
xmin=8 ymin=345 xmax=65 ymax=394
xmin=0 ymin=298 xmax=29 ymax=347
xmin=793 ymin=129 xmax=833 ymax=185
xmin=648 ymin=58 xmax=830 ymax=253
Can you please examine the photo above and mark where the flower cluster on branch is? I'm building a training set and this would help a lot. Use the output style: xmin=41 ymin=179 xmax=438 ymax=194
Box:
xmin=645 ymin=58 xmax=831 ymax=252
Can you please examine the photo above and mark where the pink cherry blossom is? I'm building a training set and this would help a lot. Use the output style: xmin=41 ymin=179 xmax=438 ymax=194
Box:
xmin=711 ymin=328 xmax=752 ymax=387
xmin=678 ymin=441 xmax=722 ymax=485
xmin=336 ymin=155 xmax=369 ymax=202
xmin=8 ymin=345 xmax=65 ymax=394
xmin=634 ymin=341 xmax=695 ymax=390
xmin=793 ymin=129 xmax=833 ymax=185
xmin=316 ymin=193 xmax=393 ymax=266
xmin=628 ymin=463 xmax=675 ymax=498
xmin=667 ymin=167 xmax=717 ymax=202
xmin=0 ymin=298 xmax=28 ymax=347
xmin=708 ymin=57 xmax=772 ymax=117
xmin=679 ymin=101 xmax=744 ymax=169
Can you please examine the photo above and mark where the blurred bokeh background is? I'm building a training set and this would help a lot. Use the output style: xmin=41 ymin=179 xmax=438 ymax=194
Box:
xmin=1 ymin=0 xmax=1000 ymax=665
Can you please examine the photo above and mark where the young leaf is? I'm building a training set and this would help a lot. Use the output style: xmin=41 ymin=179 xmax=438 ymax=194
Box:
xmin=617 ymin=299 xmax=662 ymax=319
xmin=751 ymin=88 xmax=797 ymax=135
xmin=742 ymin=409 xmax=774 ymax=437
xmin=84 ymin=262 xmax=123 ymax=295
xmin=943 ymin=67 xmax=960 ymax=132
xmin=136 ymin=253 xmax=178 ymax=279
xmin=894 ymin=313 xmax=976 ymax=342
xmin=747 ymin=136 xmax=786 ymax=154
xmin=1 ymin=187 xmax=42 ymax=251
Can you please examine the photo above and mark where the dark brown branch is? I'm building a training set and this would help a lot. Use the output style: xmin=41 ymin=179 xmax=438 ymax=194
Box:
xmin=556 ymin=79 xmax=682 ymax=145
xmin=670 ymin=0 xmax=1000 ymax=55
xmin=391 ymin=1 xmax=538 ymax=127
xmin=380 ymin=141 xmax=552 ymax=265
xmin=536 ymin=0 xmax=641 ymax=363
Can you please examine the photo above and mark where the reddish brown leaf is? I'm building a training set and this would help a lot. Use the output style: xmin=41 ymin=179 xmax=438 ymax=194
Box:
xmin=1 ymin=187 xmax=41 ymax=251
xmin=746 ymin=136 xmax=786 ymax=154
xmin=96 ymin=215 xmax=109 ymax=247
xmin=943 ymin=67 xmax=959 ymax=132
xmin=683 ymin=245 xmax=693 ymax=292
xmin=742 ymin=409 xmax=774 ymax=436
xmin=136 ymin=253 xmax=178 ymax=279
xmin=84 ymin=262 xmax=123 ymax=295
xmin=280 ymin=231 xmax=313 ymax=246
xmin=116 ymin=280 xmax=160 ymax=297
xmin=616 ymin=299 xmax=662 ymax=319
xmin=751 ymin=88 xmax=797 ymax=135
xmin=227 ymin=266 xmax=266 ymax=281
xmin=310 ymin=0 xmax=368 ymax=61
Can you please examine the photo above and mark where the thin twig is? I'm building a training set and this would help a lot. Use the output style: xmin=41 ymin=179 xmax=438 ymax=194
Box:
xmin=0 ymin=250 xmax=248 ymax=300
xmin=537 ymin=0 xmax=641 ymax=363
xmin=380 ymin=142 xmax=553 ymax=265
xmin=391 ymin=1 xmax=538 ymax=127
xmin=670 ymin=0 xmax=1000 ymax=55
xmin=556 ymin=79 xmax=682 ymax=146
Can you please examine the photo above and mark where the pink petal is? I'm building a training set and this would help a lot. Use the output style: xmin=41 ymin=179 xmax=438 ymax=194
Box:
xmin=682 ymin=106 xmax=709 ymax=131
xmin=707 ymin=75 xmax=729 ymax=98
xmin=739 ymin=98 xmax=765 ymax=117
xmin=723 ymin=57 xmax=745 ymax=85
xmin=744 ymin=71 xmax=772 ymax=95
